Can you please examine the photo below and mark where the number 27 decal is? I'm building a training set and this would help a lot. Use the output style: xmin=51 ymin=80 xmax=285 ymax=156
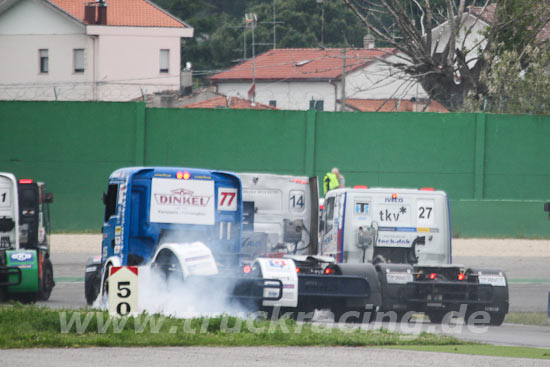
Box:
xmin=218 ymin=188 xmax=238 ymax=211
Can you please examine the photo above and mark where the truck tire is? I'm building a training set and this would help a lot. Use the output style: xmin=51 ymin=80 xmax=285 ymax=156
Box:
xmin=84 ymin=267 xmax=101 ymax=305
xmin=151 ymin=249 xmax=183 ymax=283
xmin=466 ymin=309 xmax=506 ymax=326
xmin=333 ymin=307 xmax=377 ymax=324
xmin=427 ymin=311 xmax=446 ymax=324
xmin=37 ymin=258 xmax=54 ymax=301
xmin=488 ymin=312 xmax=506 ymax=326
xmin=102 ymin=263 xmax=112 ymax=300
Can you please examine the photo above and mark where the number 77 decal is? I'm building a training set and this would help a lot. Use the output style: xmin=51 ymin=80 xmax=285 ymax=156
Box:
xmin=218 ymin=188 xmax=238 ymax=211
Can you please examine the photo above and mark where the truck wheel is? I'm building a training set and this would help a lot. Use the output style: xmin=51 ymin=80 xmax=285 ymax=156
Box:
xmin=151 ymin=250 xmax=183 ymax=283
xmin=333 ymin=308 xmax=376 ymax=324
xmin=427 ymin=311 xmax=446 ymax=324
xmin=465 ymin=307 xmax=505 ymax=326
xmin=102 ymin=263 xmax=112 ymax=300
xmin=84 ymin=267 xmax=100 ymax=305
xmin=488 ymin=312 xmax=506 ymax=326
xmin=37 ymin=259 xmax=54 ymax=301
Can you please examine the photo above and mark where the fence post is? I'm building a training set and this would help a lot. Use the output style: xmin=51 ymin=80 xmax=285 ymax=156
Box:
xmin=135 ymin=102 xmax=146 ymax=166
xmin=473 ymin=112 xmax=487 ymax=199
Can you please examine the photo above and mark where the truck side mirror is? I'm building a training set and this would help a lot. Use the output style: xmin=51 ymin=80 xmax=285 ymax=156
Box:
xmin=45 ymin=192 xmax=54 ymax=203
xmin=545 ymin=202 xmax=550 ymax=220
xmin=319 ymin=220 xmax=325 ymax=232
xmin=102 ymin=192 xmax=107 ymax=205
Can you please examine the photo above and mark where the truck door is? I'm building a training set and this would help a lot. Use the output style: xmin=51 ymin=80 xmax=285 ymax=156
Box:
xmin=101 ymin=183 xmax=120 ymax=261
xmin=320 ymin=195 xmax=336 ymax=256
xmin=18 ymin=180 xmax=39 ymax=248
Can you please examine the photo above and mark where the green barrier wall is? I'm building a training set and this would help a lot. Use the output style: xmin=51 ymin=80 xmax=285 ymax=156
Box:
xmin=1 ymin=101 xmax=549 ymax=237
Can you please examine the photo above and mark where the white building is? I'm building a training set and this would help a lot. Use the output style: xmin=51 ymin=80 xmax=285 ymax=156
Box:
xmin=210 ymin=42 xmax=429 ymax=112
xmin=0 ymin=0 xmax=193 ymax=101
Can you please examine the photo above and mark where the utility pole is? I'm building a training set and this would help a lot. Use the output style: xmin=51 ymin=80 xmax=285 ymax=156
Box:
xmin=340 ymin=48 xmax=346 ymax=111
xmin=243 ymin=26 xmax=247 ymax=60
xmin=245 ymin=13 xmax=258 ymax=102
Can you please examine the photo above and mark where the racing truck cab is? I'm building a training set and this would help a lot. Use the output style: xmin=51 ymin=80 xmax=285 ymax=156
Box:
xmin=0 ymin=173 xmax=54 ymax=301
xmin=238 ymin=173 xmax=319 ymax=258
xmin=319 ymin=187 xmax=509 ymax=325
xmin=85 ymin=167 xmax=284 ymax=309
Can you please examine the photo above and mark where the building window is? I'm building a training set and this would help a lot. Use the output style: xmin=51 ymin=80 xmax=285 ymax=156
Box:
xmin=160 ymin=49 xmax=169 ymax=73
xmin=309 ymin=100 xmax=324 ymax=111
xmin=39 ymin=49 xmax=48 ymax=73
xmin=269 ymin=100 xmax=277 ymax=107
xmin=74 ymin=49 xmax=84 ymax=73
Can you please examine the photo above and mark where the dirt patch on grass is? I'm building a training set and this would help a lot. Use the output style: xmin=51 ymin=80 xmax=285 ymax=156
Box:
xmin=453 ymin=239 xmax=550 ymax=257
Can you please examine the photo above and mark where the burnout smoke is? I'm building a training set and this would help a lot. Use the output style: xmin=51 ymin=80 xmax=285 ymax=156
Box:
xmin=136 ymin=238 xmax=251 ymax=318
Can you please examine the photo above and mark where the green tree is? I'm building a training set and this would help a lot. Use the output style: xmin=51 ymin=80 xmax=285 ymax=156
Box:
xmin=463 ymin=46 xmax=550 ymax=114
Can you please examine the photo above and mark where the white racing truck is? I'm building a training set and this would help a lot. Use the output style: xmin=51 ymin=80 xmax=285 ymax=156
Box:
xmin=0 ymin=173 xmax=54 ymax=302
xmin=319 ymin=187 xmax=509 ymax=325
xmin=238 ymin=173 xmax=382 ymax=321
xmin=238 ymin=173 xmax=318 ymax=258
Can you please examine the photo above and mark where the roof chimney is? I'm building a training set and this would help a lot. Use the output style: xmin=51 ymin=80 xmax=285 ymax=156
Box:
xmin=84 ymin=3 xmax=96 ymax=24
xmin=97 ymin=2 xmax=107 ymax=25
xmin=363 ymin=34 xmax=375 ymax=49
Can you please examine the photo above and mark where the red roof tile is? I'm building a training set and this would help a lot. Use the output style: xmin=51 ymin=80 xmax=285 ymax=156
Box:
xmin=344 ymin=99 xmax=448 ymax=113
xmin=211 ymin=48 xmax=396 ymax=82
xmin=49 ymin=0 xmax=188 ymax=27
xmin=181 ymin=95 xmax=276 ymax=110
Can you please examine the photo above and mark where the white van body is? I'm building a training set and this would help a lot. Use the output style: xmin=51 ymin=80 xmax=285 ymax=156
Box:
xmin=320 ymin=187 xmax=451 ymax=265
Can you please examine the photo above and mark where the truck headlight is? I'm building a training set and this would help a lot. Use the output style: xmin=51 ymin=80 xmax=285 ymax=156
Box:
xmin=478 ymin=274 xmax=507 ymax=287
xmin=386 ymin=272 xmax=413 ymax=284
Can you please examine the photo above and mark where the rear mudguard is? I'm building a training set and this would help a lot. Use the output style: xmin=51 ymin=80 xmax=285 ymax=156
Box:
xmin=151 ymin=242 xmax=219 ymax=278
xmin=98 ymin=255 xmax=122 ymax=299
xmin=4 ymin=250 xmax=39 ymax=293
xmin=254 ymin=257 xmax=298 ymax=308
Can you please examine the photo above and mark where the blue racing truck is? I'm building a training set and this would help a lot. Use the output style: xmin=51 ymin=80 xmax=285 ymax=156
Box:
xmin=85 ymin=167 xmax=379 ymax=319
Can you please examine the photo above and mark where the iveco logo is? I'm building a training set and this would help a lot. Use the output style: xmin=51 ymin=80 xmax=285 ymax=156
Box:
xmin=384 ymin=197 xmax=403 ymax=203
xmin=10 ymin=252 xmax=33 ymax=262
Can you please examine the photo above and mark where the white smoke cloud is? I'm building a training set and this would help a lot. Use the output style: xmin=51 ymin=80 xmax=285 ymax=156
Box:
xmin=137 ymin=259 xmax=251 ymax=318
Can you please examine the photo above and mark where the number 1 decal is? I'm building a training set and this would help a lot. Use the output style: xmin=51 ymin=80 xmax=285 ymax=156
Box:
xmin=218 ymin=188 xmax=238 ymax=211
xmin=0 ymin=189 xmax=9 ymax=208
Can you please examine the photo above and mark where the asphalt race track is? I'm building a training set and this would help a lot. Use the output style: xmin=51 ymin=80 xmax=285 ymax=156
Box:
xmin=2 ymin=346 xmax=550 ymax=367
xmin=27 ymin=235 xmax=550 ymax=349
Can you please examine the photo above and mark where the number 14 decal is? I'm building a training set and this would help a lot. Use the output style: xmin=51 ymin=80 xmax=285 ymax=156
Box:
xmin=218 ymin=188 xmax=238 ymax=211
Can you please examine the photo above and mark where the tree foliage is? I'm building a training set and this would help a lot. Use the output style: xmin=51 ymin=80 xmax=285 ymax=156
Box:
xmin=463 ymin=46 xmax=550 ymax=114
xmin=340 ymin=0 xmax=550 ymax=111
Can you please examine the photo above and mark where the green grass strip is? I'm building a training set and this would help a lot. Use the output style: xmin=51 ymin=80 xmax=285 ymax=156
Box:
xmin=0 ymin=303 xmax=463 ymax=349
xmin=384 ymin=345 xmax=550 ymax=360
